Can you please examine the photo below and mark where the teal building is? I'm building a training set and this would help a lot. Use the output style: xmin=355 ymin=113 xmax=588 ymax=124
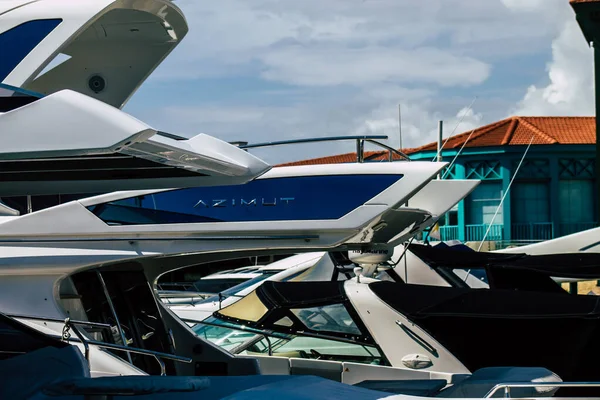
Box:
xmin=285 ymin=116 xmax=597 ymax=246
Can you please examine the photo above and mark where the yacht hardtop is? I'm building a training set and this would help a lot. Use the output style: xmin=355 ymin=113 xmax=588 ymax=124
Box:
xmin=1 ymin=0 xmax=187 ymax=109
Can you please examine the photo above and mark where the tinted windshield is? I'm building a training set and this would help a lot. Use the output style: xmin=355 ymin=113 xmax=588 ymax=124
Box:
xmin=193 ymin=318 xmax=387 ymax=366
xmin=192 ymin=321 xmax=258 ymax=352
xmin=240 ymin=335 xmax=387 ymax=366
xmin=291 ymin=304 xmax=361 ymax=335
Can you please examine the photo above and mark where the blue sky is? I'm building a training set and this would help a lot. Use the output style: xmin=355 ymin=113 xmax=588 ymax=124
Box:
xmin=125 ymin=0 xmax=595 ymax=164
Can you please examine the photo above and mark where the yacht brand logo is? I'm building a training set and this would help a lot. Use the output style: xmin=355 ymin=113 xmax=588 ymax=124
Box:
xmin=193 ymin=197 xmax=295 ymax=208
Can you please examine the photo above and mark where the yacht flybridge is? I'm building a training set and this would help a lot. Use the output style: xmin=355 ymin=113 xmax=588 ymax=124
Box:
xmin=0 ymin=0 xmax=275 ymax=195
xmin=0 ymin=85 xmax=271 ymax=195
xmin=0 ymin=0 xmax=186 ymax=109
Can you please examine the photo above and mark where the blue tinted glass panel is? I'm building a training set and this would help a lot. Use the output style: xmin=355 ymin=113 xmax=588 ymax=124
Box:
xmin=0 ymin=19 xmax=62 ymax=81
xmin=468 ymin=182 xmax=503 ymax=225
xmin=88 ymin=174 xmax=403 ymax=225
xmin=511 ymin=182 xmax=549 ymax=223
xmin=559 ymin=180 xmax=593 ymax=223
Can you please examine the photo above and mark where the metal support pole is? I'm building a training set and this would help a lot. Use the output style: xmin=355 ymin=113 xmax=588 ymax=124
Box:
xmin=594 ymin=42 xmax=600 ymax=226
xmin=96 ymin=271 xmax=133 ymax=364
xmin=26 ymin=195 xmax=32 ymax=214
xmin=570 ymin=281 xmax=578 ymax=294
xmin=398 ymin=104 xmax=403 ymax=151
xmin=356 ymin=139 xmax=364 ymax=163
xmin=437 ymin=121 xmax=443 ymax=179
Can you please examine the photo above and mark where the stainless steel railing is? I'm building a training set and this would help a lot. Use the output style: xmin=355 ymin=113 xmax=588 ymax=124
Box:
xmin=484 ymin=382 xmax=600 ymax=398
xmin=236 ymin=135 xmax=411 ymax=163
xmin=8 ymin=314 xmax=191 ymax=376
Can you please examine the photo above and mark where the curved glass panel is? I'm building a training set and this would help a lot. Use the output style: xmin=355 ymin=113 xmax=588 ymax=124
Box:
xmin=192 ymin=323 xmax=257 ymax=352
xmin=291 ymin=304 xmax=361 ymax=335
xmin=242 ymin=336 xmax=384 ymax=365
xmin=192 ymin=318 xmax=386 ymax=366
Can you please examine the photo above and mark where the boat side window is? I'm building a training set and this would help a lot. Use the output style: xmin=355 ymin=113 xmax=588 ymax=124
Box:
xmin=291 ymin=304 xmax=361 ymax=335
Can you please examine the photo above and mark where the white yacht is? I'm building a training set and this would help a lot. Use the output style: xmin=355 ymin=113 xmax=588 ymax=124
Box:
xmin=0 ymin=0 xmax=467 ymax=379
xmin=204 ymin=257 xmax=600 ymax=385
xmin=2 ymin=1 xmax=586 ymax=399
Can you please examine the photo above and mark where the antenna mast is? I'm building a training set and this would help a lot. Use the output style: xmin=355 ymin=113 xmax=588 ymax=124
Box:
xmin=398 ymin=104 xmax=403 ymax=151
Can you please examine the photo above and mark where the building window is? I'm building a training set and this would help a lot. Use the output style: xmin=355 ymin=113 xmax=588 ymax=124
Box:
xmin=559 ymin=180 xmax=593 ymax=224
xmin=468 ymin=182 xmax=503 ymax=225
xmin=511 ymin=182 xmax=549 ymax=223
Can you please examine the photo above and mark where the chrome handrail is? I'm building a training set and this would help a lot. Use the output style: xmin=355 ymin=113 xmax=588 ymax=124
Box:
xmin=8 ymin=313 xmax=111 ymax=329
xmin=484 ymin=382 xmax=600 ymax=398
xmin=9 ymin=313 xmax=192 ymax=376
xmin=237 ymin=135 xmax=411 ymax=162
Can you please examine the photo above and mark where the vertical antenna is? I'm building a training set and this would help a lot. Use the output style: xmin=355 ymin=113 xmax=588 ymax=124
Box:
xmin=437 ymin=121 xmax=443 ymax=179
xmin=431 ymin=96 xmax=478 ymax=162
xmin=398 ymin=104 xmax=403 ymax=151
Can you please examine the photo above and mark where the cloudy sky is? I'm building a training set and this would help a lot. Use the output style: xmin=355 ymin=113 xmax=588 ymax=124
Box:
xmin=125 ymin=0 xmax=595 ymax=164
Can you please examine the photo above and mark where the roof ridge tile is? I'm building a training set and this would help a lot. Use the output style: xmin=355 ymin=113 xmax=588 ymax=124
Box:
xmin=517 ymin=117 xmax=558 ymax=144
xmin=501 ymin=118 xmax=519 ymax=145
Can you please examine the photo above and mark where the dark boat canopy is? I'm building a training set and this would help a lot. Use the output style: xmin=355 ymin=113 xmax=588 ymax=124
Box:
xmin=214 ymin=281 xmax=374 ymax=344
xmin=409 ymin=243 xmax=600 ymax=290
xmin=369 ymin=281 xmax=600 ymax=382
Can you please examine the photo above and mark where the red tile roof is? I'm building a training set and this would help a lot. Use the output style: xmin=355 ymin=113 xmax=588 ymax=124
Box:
xmin=277 ymin=116 xmax=595 ymax=167
xmin=276 ymin=150 xmax=413 ymax=167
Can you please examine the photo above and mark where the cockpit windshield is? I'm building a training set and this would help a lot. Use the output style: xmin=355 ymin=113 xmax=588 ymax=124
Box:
xmin=213 ymin=281 xmax=375 ymax=345
xmin=290 ymin=304 xmax=361 ymax=336
xmin=192 ymin=317 xmax=388 ymax=366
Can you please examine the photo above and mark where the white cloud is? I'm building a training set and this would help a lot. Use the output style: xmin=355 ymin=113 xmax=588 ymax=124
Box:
xmin=155 ymin=0 xmax=533 ymax=84
xmin=353 ymin=102 xmax=484 ymax=151
xmin=260 ymin=46 xmax=490 ymax=87
xmin=146 ymin=88 xmax=487 ymax=165
xmin=505 ymin=0 xmax=595 ymax=116
xmin=130 ymin=0 xmax=596 ymax=165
